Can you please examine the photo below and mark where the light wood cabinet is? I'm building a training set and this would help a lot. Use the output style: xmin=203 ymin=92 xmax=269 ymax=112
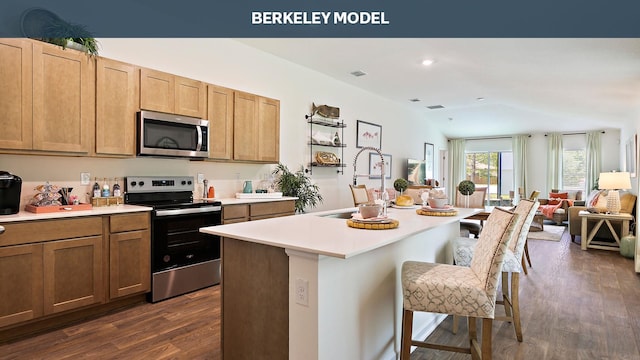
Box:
xmin=207 ymin=84 xmax=234 ymax=160
xmin=233 ymin=91 xmax=280 ymax=162
xmin=0 ymin=244 xmax=43 ymax=328
xmin=0 ymin=38 xmax=33 ymax=150
xmin=140 ymin=67 xmax=205 ymax=118
xmin=108 ymin=213 xmax=150 ymax=299
xmin=223 ymin=200 xmax=294 ymax=224
xmin=95 ymin=57 xmax=139 ymax=156
xmin=43 ymin=236 xmax=105 ymax=315
xmin=32 ymin=40 xmax=95 ymax=153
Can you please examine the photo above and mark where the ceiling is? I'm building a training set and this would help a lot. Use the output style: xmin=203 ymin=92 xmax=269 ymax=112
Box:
xmin=237 ymin=38 xmax=640 ymax=139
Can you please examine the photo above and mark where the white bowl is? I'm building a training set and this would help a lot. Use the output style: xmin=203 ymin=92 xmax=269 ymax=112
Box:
xmin=359 ymin=203 xmax=382 ymax=218
xmin=428 ymin=198 xmax=448 ymax=209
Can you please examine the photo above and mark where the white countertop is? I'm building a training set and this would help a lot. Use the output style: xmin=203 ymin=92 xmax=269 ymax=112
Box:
xmin=200 ymin=206 xmax=479 ymax=259
xmin=0 ymin=204 xmax=153 ymax=223
xmin=203 ymin=196 xmax=297 ymax=205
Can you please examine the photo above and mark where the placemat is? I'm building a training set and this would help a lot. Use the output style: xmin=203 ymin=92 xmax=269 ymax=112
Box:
xmin=416 ymin=208 xmax=458 ymax=216
xmin=347 ymin=218 xmax=399 ymax=230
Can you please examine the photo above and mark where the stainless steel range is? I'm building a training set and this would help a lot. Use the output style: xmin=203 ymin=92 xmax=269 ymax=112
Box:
xmin=124 ymin=176 xmax=222 ymax=302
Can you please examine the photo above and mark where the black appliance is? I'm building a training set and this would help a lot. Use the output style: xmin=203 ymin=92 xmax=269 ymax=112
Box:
xmin=137 ymin=110 xmax=209 ymax=159
xmin=0 ymin=171 xmax=22 ymax=215
xmin=124 ymin=176 xmax=221 ymax=302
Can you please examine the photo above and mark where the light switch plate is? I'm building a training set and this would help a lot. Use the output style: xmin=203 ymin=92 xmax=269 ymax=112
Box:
xmin=197 ymin=173 xmax=205 ymax=184
xmin=81 ymin=172 xmax=90 ymax=185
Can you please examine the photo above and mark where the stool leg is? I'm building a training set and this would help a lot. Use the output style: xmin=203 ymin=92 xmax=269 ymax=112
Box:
xmin=502 ymin=272 xmax=512 ymax=319
xmin=468 ymin=316 xmax=478 ymax=351
xmin=521 ymin=257 xmax=528 ymax=275
xmin=524 ymin=240 xmax=532 ymax=267
xmin=452 ymin=314 xmax=459 ymax=334
xmin=401 ymin=309 xmax=414 ymax=360
xmin=511 ymin=272 xmax=523 ymax=342
xmin=481 ymin=318 xmax=493 ymax=360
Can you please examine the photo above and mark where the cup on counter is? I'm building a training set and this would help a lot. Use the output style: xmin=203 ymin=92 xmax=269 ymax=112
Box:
xmin=242 ymin=180 xmax=253 ymax=193
xmin=428 ymin=198 xmax=448 ymax=209
xmin=359 ymin=203 xmax=382 ymax=219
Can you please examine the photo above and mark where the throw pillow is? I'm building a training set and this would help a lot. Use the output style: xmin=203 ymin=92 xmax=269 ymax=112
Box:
xmin=549 ymin=192 xmax=568 ymax=199
xmin=547 ymin=198 xmax=561 ymax=205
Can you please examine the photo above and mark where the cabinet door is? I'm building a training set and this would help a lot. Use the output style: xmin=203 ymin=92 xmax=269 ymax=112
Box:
xmin=0 ymin=39 xmax=33 ymax=150
xmin=257 ymin=96 xmax=280 ymax=162
xmin=109 ymin=229 xmax=150 ymax=299
xmin=175 ymin=76 xmax=206 ymax=118
xmin=207 ymin=84 xmax=234 ymax=160
xmin=233 ymin=91 xmax=258 ymax=161
xmin=32 ymin=41 xmax=95 ymax=153
xmin=43 ymin=236 xmax=104 ymax=315
xmin=140 ymin=67 xmax=175 ymax=114
xmin=96 ymin=57 xmax=139 ymax=156
xmin=0 ymin=244 xmax=43 ymax=327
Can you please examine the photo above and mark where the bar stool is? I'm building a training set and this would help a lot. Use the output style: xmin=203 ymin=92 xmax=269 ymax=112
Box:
xmin=400 ymin=208 xmax=519 ymax=360
xmin=451 ymin=199 xmax=539 ymax=342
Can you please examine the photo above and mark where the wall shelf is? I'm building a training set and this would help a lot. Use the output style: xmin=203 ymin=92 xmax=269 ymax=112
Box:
xmin=305 ymin=114 xmax=346 ymax=175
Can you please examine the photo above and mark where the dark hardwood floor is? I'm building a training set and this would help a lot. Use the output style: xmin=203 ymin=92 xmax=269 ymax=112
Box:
xmin=1 ymin=228 xmax=638 ymax=359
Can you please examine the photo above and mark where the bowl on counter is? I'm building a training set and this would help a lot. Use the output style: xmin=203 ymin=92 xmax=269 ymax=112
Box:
xmin=428 ymin=198 xmax=448 ymax=209
xmin=358 ymin=203 xmax=382 ymax=219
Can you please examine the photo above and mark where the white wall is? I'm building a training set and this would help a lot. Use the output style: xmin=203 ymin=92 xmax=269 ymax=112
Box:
xmin=1 ymin=38 xmax=446 ymax=212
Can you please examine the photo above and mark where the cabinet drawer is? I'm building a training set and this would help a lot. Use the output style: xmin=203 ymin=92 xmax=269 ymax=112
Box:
xmin=250 ymin=201 xmax=295 ymax=218
xmin=110 ymin=212 xmax=150 ymax=233
xmin=0 ymin=217 xmax=103 ymax=247
xmin=223 ymin=204 xmax=249 ymax=221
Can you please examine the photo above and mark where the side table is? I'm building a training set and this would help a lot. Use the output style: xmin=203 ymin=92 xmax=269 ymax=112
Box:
xmin=579 ymin=211 xmax=634 ymax=251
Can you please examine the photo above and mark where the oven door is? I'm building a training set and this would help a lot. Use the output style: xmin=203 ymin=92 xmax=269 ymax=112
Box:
xmin=137 ymin=110 xmax=209 ymax=158
xmin=151 ymin=205 xmax=221 ymax=273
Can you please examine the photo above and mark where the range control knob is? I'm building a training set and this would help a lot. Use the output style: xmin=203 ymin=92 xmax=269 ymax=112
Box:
xmin=181 ymin=180 xmax=187 ymax=185
xmin=187 ymin=180 xmax=192 ymax=185
xmin=139 ymin=181 xmax=145 ymax=187
xmin=130 ymin=181 xmax=137 ymax=187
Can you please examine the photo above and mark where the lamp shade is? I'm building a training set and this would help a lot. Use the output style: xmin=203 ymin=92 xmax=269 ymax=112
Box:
xmin=598 ymin=171 xmax=631 ymax=190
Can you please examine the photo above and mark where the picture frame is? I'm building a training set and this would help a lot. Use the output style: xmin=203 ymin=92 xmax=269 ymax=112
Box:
xmin=424 ymin=142 xmax=435 ymax=182
xmin=626 ymin=133 xmax=637 ymax=178
xmin=369 ymin=152 xmax=392 ymax=179
xmin=356 ymin=120 xmax=382 ymax=149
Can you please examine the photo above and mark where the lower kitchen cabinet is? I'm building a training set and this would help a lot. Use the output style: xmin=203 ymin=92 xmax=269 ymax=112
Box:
xmin=222 ymin=200 xmax=295 ymax=224
xmin=109 ymin=213 xmax=151 ymax=299
xmin=0 ymin=243 xmax=43 ymax=328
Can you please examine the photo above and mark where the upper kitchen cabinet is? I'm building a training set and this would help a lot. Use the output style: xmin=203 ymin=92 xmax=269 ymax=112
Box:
xmin=95 ymin=57 xmax=139 ymax=156
xmin=207 ymin=84 xmax=234 ymax=160
xmin=0 ymin=39 xmax=33 ymax=150
xmin=233 ymin=91 xmax=280 ymax=163
xmin=32 ymin=40 xmax=95 ymax=154
xmin=140 ymin=67 xmax=206 ymax=118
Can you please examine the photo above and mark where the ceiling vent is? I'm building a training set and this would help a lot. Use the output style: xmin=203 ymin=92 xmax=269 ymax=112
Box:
xmin=409 ymin=98 xmax=421 ymax=102
xmin=426 ymin=105 xmax=445 ymax=110
xmin=350 ymin=70 xmax=367 ymax=77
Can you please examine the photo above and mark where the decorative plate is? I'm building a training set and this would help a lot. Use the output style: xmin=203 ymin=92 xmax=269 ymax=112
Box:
xmin=315 ymin=151 xmax=340 ymax=165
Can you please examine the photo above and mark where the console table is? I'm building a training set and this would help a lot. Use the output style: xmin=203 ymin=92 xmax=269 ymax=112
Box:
xmin=579 ymin=211 xmax=634 ymax=251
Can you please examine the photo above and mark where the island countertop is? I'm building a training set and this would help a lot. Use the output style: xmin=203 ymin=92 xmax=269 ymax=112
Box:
xmin=200 ymin=206 xmax=480 ymax=259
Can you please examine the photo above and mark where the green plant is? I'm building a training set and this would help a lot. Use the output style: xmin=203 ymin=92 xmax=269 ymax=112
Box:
xmin=272 ymin=163 xmax=323 ymax=213
xmin=42 ymin=18 xmax=99 ymax=56
xmin=393 ymin=178 xmax=409 ymax=193
xmin=458 ymin=180 xmax=475 ymax=195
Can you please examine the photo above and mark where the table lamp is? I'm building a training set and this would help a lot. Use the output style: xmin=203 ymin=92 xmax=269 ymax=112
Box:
xmin=598 ymin=171 xmax=631 ymax=214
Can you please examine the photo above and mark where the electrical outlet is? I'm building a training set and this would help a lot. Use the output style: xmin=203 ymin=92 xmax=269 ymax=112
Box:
xmin=295 ymin=278 xmax=309 ymax=306
xmin=81 ymin=172 xmax=90 ymax=185
xmin=197 ymin=173 xmax=205 ymax=184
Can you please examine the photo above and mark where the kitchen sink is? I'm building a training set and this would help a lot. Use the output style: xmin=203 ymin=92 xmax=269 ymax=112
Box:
xmin=317 ymin=211 xmax=354 ymax=219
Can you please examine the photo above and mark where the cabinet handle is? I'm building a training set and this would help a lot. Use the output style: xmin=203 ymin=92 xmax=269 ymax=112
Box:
xmin=0 ymin=225 xmax=4 ymax=234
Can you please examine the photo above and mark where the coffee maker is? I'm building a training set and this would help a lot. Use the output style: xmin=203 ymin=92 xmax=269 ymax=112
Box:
xmin=0 ymin=171 xmax=22 ymax=215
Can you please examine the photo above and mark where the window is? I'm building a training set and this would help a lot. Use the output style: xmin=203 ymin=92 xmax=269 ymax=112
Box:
xmin=562 ymin=148 xmax=585 ymax=191
xmin=465 ymin=151 xmax=513 ymax=205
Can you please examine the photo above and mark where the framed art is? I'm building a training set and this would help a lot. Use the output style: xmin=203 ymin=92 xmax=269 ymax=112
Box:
xmin=369 ymin=152 xmax=392 ymax=179
xmin=356 ymin=120 xmax=382 ymax=149
xmin=424 ymin=142 xmax=434 ymax=181
xmin=626 ymin=133 xmax=637 ymax=178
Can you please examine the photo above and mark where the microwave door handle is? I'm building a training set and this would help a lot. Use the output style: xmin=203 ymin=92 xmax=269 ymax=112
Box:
xmin=196 ymin=126 xmax=203 ymax=151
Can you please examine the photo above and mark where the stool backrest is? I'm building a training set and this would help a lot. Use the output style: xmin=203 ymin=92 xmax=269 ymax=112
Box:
xmin=509 ymin=199 xmax=539 ymax=259
xmin=349 ymin=184 xmax=371 ymax=206
xmin=470 ymin=208 xmax=519 ymax=298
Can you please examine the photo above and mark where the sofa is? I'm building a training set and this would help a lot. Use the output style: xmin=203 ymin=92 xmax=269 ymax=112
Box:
xmin=537 ymin=189 xmax=584 ymax=225
xmin=568 ymin=190 xmax=636 ymax=242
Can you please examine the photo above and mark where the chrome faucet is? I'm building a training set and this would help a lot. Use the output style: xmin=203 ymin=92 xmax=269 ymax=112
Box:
xmin=353 ymin=147 xmax=388 ymax=214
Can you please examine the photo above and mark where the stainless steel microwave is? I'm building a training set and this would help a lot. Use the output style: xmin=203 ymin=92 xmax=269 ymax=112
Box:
xmin=137 ymin=110 xmax=209 ymax=159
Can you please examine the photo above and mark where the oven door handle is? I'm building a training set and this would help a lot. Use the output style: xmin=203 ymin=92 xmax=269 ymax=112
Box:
xmin=155 ymin=206 xmax=221 ymax=217
xmin=195 ymin=126 xmax=203 ymax=151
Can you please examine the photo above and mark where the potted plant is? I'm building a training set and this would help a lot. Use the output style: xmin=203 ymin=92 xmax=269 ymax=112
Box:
xmin=42 ymin=18 xmax=99 ymax=56
xmin=458 ymin=180 xmax=475 ymax=208
xmin=272 ymin=163 xmax=323 ymax=213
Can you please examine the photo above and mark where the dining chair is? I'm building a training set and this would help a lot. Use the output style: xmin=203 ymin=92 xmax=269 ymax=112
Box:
xmin=349 ymin=184 xmax=371 ymax=206
xmin=451 ymin=199 xmax=539 ymax=342
xmin=457 ymin=186 xmax=488 ymax=238
xmin=400 ymin=208 xmax=519 ymax=360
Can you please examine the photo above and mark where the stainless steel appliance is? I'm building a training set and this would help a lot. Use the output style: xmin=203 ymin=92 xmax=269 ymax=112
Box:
xmin=137 ymin=110 xmax=209 ymax=159
xmin=0 ymin=171 xmax=22 ymax=215
xmin=124 ymin=176 xmax=221 ymax=302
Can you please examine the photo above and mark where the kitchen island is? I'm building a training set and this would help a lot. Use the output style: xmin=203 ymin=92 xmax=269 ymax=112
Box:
xmin=200 ymin=206 xmax=479 ymax=360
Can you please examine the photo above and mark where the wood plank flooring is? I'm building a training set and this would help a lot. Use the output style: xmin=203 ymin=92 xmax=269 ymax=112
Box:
xmin=1 ymin=229 xmax=638 ymax=359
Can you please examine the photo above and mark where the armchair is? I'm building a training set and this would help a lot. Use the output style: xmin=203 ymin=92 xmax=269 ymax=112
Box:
xmin=568 ymin=190 xmax=636 ymax=242
xmin=537 ymin=189 xmax=583 ymax=225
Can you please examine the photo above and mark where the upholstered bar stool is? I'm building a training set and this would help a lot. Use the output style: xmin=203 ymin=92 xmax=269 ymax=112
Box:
xmin=451 ymin=199 xmax=539 ymax=342
xmin=401 ymin=208 xmax=519 ymax=360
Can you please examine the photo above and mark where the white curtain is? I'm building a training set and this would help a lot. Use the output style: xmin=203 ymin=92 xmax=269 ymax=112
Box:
xmin=447 ymin=139 xmax=466 ymax=202
xmin=546 ymin=133 xmax=563 ymax=192
xmin=512 ymin=135 xmax=528 ymax=202
xmin=585 ymin=131 xmax=602 ymax=193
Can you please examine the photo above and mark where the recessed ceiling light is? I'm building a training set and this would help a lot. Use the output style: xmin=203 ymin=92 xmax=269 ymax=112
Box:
xmin=426 ymin=105 xmax=444 ymax=110
xmin=422 ymin=59 xmax=435 ymax=66
xmin=350 ymin=70 xmax=367 ymax=77
xmin=409 ymin=98 xmax=421 ymax=102
xmin=476 ymin=97 xmax=485 ymax=101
